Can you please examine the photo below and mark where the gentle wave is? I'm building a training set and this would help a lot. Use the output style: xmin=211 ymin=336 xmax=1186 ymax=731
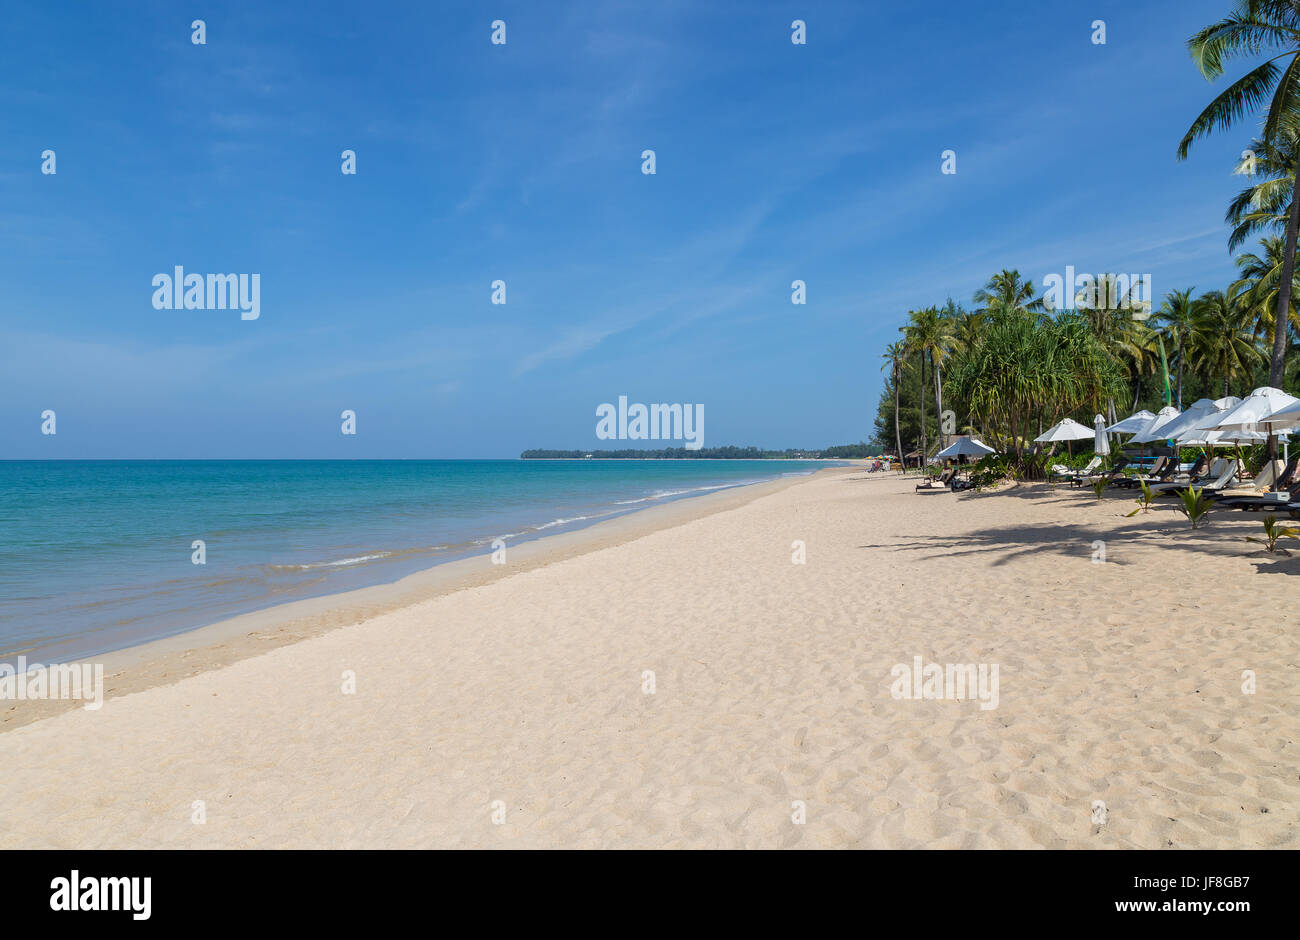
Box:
xmin=268 ymin=552 xmax=395 ymax=572
xmin=614 ymin=481 xmax=751 ymax=504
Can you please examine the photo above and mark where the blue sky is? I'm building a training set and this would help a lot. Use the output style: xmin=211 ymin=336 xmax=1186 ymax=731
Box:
xmin=0 ymin=0 xmax=1266 ymax=457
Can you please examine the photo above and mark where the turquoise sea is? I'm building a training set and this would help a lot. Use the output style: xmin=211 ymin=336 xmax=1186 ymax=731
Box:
xmin=0 ymin=460 xmax=835 ymax=663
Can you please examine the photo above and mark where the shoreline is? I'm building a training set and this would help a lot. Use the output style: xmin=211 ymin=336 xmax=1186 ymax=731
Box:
xmin=0 ymin=466 xmax=857 ymax=733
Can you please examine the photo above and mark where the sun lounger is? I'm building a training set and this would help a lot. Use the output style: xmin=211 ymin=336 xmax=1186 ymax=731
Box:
xmin=1049 ymin=456 xmax=1101 ymax=482
xmin=915 ymin=467 xmax=955 ymax=491
xmin=1160 ymin=460 xmax=1238 ymax=498
xmin=1218 ymin=475 xmax=1300 ymax=511
xmin=1113 ymin=456 xmax=1162 ymax=488
xmin=1145 ymin=457 xmax=1217 ymax=494
xmin=1216 ymin=458 xmax=1290 ymax=498
xmin=1114 ymin=456 xmax=1173 ymax=488
xmin=1079 ymin=459 xmax=1132 ymax=488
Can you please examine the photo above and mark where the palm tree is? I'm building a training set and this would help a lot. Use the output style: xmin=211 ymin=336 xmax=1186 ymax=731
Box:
xmin=899 ymin=319 xmax=927 ymax=463
xmin=1073 ymin=273 xmax=1159 ymax=414
xmin=880 ymin=342 xmax=909 ymax=465
xmin=946 ymin=307 xmax=985 ymax=357
xmin=1191 ymin=288 xmax=1265 ymax=396
xmin=973 ymin=269 xmax=1044 ymax=318
xmin=1156 ymin=287 xmax=1198 ymax=407
xmin=1226 ymin=133 xmax=1299 ymax=252
xmin=903 ymin=307 xmax=952 ymax=452
xmin=1178 ymin=0 xmax=1300 ymax=396
xmin=1229 ymin=235 xmax=1300 ymax=346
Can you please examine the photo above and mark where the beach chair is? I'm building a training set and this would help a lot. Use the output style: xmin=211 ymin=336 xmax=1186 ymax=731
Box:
xmin=915 ymin=467 xmax=955 ymax=491
xmin=1114 ymin=456 xmax=1172 ymax=488
xmin=1218 ymin=462 xmax=1300 ymax=510
xmin=1080 ymin=458 xmax=1132 ymax=488
xmin=1050 ymin=456 xmax=1101 ymax=483
xmin=1216 ymin=457 xmax=1290 ymax=498
xmin=1160 ymin=459 xmax=1239 ymax=498
xmin=1144 ymin=456 xmax=1214 ymax=494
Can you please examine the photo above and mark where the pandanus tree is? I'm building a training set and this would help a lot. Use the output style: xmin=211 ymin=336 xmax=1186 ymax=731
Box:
xmin=1179 ymin=0 xmax=1300 ymax=411
xmin=944 ymin=309 xmax=1125 ymax=469
xmin=1052 ymin=314 xmax=1129 ymax=418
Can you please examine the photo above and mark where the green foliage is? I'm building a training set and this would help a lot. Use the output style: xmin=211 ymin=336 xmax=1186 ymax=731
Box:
xmin=873 ymin=332 xmax=938 ymax=452
xmin=1245 ymin=515 xmax=1300 ymax=554
xmin=968 ymin=454 xmax=1014 ymax=490
xmin=1090 ymin=478 xmax=1109 ymax=499
xmin=1242 ymin=442 xmax=1268 ymax=475
xmin=944 ymin=307 xmax=1127 ymax=463
xmin=1179 ymin=3 xmax=1300 ymax=390
xmin=1063 ymin=450 xmax=1099 ymax=469
xmin=1173 ymin=486 xmax=1216 ymax=530
xmin=872 ymin=249 xmax=1293 ymax=467
xmin=1125 ymin=481 xmax=1156 ymax=516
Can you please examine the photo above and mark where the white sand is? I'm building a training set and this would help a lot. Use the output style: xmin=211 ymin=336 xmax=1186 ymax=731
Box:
xmin=1 ymin=468 xmax=1296 ymax=848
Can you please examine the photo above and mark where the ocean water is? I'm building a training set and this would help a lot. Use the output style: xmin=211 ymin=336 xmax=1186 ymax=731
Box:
xmin=0 ymin=460 xmax=834 ymax=663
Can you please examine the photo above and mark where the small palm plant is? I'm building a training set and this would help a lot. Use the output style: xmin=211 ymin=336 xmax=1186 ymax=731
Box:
xmin=1174 ymin=485 xmax=1215 ymax=530
xmin=1090 ymin=477 xmax=1108 ymax=500
xmin=1125 ymin=481 xmax=1156 ymax=517
xmin=1246 ymin=515 xmax=1300 ymax=554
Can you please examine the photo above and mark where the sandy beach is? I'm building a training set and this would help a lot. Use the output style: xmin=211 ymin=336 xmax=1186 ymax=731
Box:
xmin=0 ymin=467 xmax=1296 ymax=849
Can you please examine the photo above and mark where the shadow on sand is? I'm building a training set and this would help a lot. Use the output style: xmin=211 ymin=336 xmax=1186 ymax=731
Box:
xmin=852 ymin=480 xmax=1300 ymax=576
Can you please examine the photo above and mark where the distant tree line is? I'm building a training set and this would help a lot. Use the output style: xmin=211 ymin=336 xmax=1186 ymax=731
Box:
xmin=521 ymin=443 xmax=880 ymax=459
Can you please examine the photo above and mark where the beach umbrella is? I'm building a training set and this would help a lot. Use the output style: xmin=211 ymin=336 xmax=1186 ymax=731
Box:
xmin=1258 ymin=397 xmax=1300 ymax=462
xmin=1105 ymin=409 xmax=1154 ymax=434
xmin=1105 ymin=409 xmax=1155 ymax=467
xmin=935 ymin=437 xmax=996 ymax=459
xmin=935 ymin=437 xmax=996 ymax=484
xmin=1034 ymin=418 xmax=1096 ymax=443
xmin=1158 ymin=399 xmax=1227 ymax=442
xmin=1093 ymin=414 xmax=1110 ymax=456
xmin=1261 ymin=396 xmax=1300 ymax=426
xmin=1208 ymin=387 xmax=1300 ymax=435
xmin=1204 ymin=387 xmax=1299 ymax=465
xmin=1035 ymin=417 xmax=1096 ymax=459
xmin=1186 ymin=397 xmax=1243 ymax=437
xmin=1128 ymin=405 xmax=1182 ymax=444
xmin=1177 ymin=428 xmax=1268 ymax=446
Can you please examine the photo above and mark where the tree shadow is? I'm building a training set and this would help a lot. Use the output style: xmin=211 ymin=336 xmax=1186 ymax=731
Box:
xmin=859 ymin=506 xmax=1293 ymax=571
xmin=849 ymin=480 xmax=1298 ymax=574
